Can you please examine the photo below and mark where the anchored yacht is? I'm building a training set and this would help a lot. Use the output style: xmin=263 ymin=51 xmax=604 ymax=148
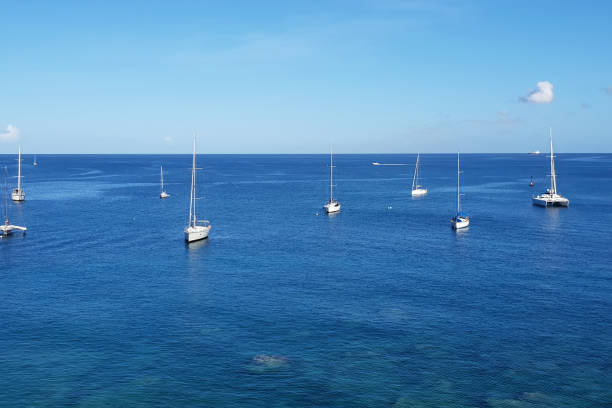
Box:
xmin=184 ymin=133 xmax=212 ymax=242
xmin=532 ymin=129 xmax=569 ymax=207
xmin=324 ymin=145 xmax=341 ymax=214
xmin=451 ymin=153 xmax=469 ymax=230
xmin=160 ymin=165 xmax=170 ymax=199
xmin=411 ymin=153 xmax=427 ymax=197
xmin=11 ymin=146 xmax=25 ymax=201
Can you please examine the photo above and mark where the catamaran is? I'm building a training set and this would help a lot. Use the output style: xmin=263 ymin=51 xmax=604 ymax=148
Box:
xmin=411 ymin=153 xmax=427 ymax=196
xmin=11 ymin=146 xmax=25 ymax=201
xmin=324 ymin=145 xmax=341 ymax=214
xmin=451 ymin=153 xmax=469 ymax=229
xmin=184 ymin=133 xmax=211 ymax=242
xmin=532 ymin=128 xmax=569 ymax=207
xmin=1 ymin=166 xmax=26 ymax=237
xmin=160 ymin=165 xmax=169 ymax=199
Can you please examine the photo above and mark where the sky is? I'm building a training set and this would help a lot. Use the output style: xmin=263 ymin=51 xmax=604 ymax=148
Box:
xmin=0 ymin=0 xmax=611 ymax=154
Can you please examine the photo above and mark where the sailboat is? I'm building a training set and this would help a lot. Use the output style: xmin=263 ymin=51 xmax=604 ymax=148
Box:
xmin=33 ymin=154 xmax=37 ymax=166
xmin=529 ymin=176 xmax=534 ymax=187
xmin=184 ymin=133 xmax=211 ymax=243
xmin=411 ymin=153 xmax=428 ymax=196
xmin=323 ymin=145 xmax=341 ymax=214
xmin=1 ymin=166 xmax=27 ymax=236
xmin=532 ymin=128 xmax=569 ymax=207
xmin=451 ymin=153 xmax=469 ymax=229
xmin=11 ymin=146 xmax=25 ymax=201
xmin=160 ymin=165 xmax=170 ymax=199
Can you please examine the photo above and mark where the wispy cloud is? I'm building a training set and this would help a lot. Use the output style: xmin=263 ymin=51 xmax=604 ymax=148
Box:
xmin=495 ymin=110 xmax=520 ymax=124
xmin=163 ymin=136 xmax=174 ymax=144
xmin=165 ymin=3 xmax=453 ymax=66
xmin=370 ymin=0 xmax=463 ymax=15
xmin=520 ymin=81 xmax=554 ymax=103
xmin=0 ymin=124 xmax=20 ymax=142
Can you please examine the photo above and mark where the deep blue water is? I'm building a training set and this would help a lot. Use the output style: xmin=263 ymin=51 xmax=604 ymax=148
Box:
xmin=1 ymin=153 xmax=611 ymax=407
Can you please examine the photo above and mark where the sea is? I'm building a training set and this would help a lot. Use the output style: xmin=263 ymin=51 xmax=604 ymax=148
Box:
xmin=1 ymin=153 xmax=610 ymax=407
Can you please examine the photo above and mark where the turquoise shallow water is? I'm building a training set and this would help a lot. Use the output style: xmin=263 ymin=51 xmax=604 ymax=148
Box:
xmin=1 ymin=153 xmax=611 ymax=407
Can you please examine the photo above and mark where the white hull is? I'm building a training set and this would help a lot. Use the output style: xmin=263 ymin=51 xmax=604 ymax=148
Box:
xmin=160 ymin=191 xmax=169 ymax=199
xmin=1 ymin=223 xmax=27 ymax=236
xmin=324 ymin=201 xmax=341 ymax=214
xmin=11 ymin=189 xmax=25 ymax=202
xmin=411 ymin=188 xmax=427 ymax=197
xmin=184 ymin=225 xmax=211 ymax=242
xmin=451 ymin=217 xmax=469 ymax=229
xmin=532 ymin=195 xmax=569 ymax=207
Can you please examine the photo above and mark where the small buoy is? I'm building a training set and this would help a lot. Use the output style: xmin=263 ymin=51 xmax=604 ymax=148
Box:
xmin=388 ymin=206 xmax=392 ymax=210
xmin=315 ymin=212 xmax=319 ymax=216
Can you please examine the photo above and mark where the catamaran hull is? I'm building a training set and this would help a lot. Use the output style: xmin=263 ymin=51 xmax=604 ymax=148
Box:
xmin=185 ymin=226 xmax=211 ymax=243
xmin=411 ymin=188 xmax=427 ymax=197
xmin=532 ymin=197 xmax=569 ymax=207
xmin=1 ymin=225 xmax=27 ymax=236
xmin=324 ymin=202 xmax=341 ymax=214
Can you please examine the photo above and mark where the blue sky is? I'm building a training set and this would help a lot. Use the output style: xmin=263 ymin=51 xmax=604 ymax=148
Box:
xmin=0 ymin=0 xmax=611 ymax=153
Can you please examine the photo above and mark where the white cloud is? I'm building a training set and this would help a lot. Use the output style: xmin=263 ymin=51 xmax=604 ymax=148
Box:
xmin=0 ymin=124 xmax=20 ymax=142
xmin=163 ymin=136 xmax=174 ymax=144
xmin=520 ymin=81 xmax=554 ymax=103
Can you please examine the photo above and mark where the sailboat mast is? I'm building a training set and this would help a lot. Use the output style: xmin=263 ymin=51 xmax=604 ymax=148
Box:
xmin=188 ymin=134 xmax=197 ymax=227
xmin=549 ymin=128 xmax=557 ymax=194
xmin=412 ymin=153 xmax=420 ymax=190
xmin=160 ymin=165 xmax=164 ymax=193
xmin=457 ymin=153 xmax=461 ymax=213
xmin=17 ymin=146 xmax=21 ymax=191
xmin=3 ymin=167 xmax=8 ymax=222
xmin=329 ymin=145 xmax=334 ymax=202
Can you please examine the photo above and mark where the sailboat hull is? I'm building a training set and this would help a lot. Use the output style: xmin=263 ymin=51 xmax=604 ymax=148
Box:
xmin=11 ymin=189 xmax=25 ymax=202
xmin=324 ymin=201 xmax=341 ymax=214
xmin=411 ymin=188 xmax=427 ymax=197
xmin=1 ymin=224 xmax=27 ymax=236
xmin=451 ymin=217 xmax=469 ymax=229
xmin=160 ymin=192 xmax=169 ymax=199
xmin=185 ymin=225 xmax=211 ymax=242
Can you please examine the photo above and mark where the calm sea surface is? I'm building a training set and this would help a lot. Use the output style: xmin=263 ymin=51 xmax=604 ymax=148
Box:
xmin=1 ymin=154 xmax=611 ymax=407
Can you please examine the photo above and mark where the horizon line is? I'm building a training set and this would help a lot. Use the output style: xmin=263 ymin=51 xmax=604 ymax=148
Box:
xmin=0 ymin=152 xmax=608 ymax=156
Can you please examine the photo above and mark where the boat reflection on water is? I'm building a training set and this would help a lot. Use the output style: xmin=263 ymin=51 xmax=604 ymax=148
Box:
xmin=453 ymin=224 xmax=469 ymax=237
xmin=543 ymin=206 xmax=562 ymax=233
xmin=186 ymin=236 xmax=210 ymax=251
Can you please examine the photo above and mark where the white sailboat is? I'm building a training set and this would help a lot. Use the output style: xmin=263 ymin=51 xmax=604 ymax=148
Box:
xmin=451 ymin=153 xmax=469 ymax=229
xmin=411 ymin=153 xmax=428 ymax=196
xmin=323 ymin=145 xmax=341 ymax=214
xmin=160 ymin=165 xmax=170 ymax=199
xmin=532 ymin=128 xmax=569 ymax=207
xmin=33 ymin=154 xmax=37 ymax=166
xmin=184 ymin=133 xmax=211 ymax=243
xmin=1 ymin=166 xmax=26 ymax=236
xmin=11 ymin=146 xmax=25 ymax=201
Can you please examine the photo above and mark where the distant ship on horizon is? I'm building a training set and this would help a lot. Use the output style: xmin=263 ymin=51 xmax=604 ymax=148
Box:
xmin=529 ymin=150 xmax=541 ymax=155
